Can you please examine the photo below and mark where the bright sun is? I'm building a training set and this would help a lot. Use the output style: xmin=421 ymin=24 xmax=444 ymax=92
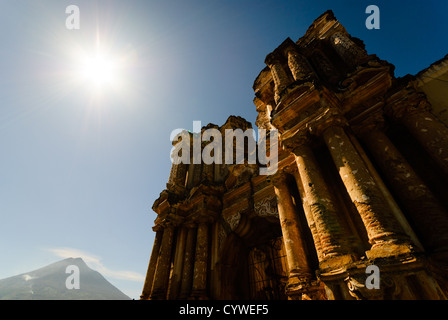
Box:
xmin=65 ymin=33 xmax=136 ymax=99
xmin=75 ymin=50 xmax=121 ymax=91
xmin=68 ymin=40 xmax=129 ymax=95
xmin=79 ymin=53 xmax=116 ymax=87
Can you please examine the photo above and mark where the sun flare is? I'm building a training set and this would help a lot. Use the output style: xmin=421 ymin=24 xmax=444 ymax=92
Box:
xmin=79 ymin=53 xmax=116 ymax=87
xmin=63 ymin=30 xmax=137 ymax=101
xmin=74 ymin=49 xmax=121 ymax=91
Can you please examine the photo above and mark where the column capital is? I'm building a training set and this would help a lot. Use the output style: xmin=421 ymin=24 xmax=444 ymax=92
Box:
xmin=265 ymin=51 xmax=282 ymax=66
xmin=281 ymin=130 xmax=311 ymax=155
xmin=351 ymin=110 xmax=386 ymax=137
xmin=385 ymin=87 xmax=431 ymax=119
xmin=270 ymin=169 xmax=289 ymax=188
xmin=308 ymin=108 xmax=348 ymax=137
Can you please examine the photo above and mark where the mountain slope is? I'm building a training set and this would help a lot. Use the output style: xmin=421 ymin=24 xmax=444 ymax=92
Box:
xmin=0 ymin=257 xmax=131 ymax=300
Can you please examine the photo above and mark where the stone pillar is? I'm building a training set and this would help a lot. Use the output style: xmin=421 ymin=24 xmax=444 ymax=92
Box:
xmin=167 ymin=162 xmax=187 ymax=194
xmin=209 ymin=221 xmax=221 ymax=299
xmin=291 ymin=170 xmax=324 ymax=263
xmin=285 ymin=46 xmax=313 ymax=81
xmin=174 ymin=163 xmax=188 ymax=187
xmin=179 ymin=226 xmax=197 ymax=299
xmin=265 ymin=53 xmax=292 ymax=103
xmin=167 ymin=163 xmax=176 ymax=186
xmin=191 ymin=222 xmax=209 ymax=299
xmin=322 ymin=124 xmax=413 ymax=259
xmin=186 ymin=164 xmax=194 ymax=189
xmin=360 ymin=128 xmax=448 ymax=255
xmin=140 ymin=230 xmax=163 ymax=300
xmin=150 ymin=226 xmax=175 ymax=299
xmin=272 ymin=172 xmax=316 ymax=299
xmin=168 ymin=227 xmax=188 ymax=299
xmin=398 ymin=109 xmax=448 ymax=175
xmin=293 ymin=142 xmax=357 ymax=269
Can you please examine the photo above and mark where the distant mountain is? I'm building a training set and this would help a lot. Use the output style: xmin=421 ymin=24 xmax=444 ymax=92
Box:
xmin=0 ymin=257 xmax=131 ymax=300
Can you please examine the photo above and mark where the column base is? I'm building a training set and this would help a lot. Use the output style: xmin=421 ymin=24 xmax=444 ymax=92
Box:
xmin=366 ymin=241 xmax=413 ymax=260
xmin=149 ymin=291 xmax=167 ymax=300
xmin=319 ymin=254 xmax=357 ymax=272
xmin=285 ymin=274 xmax=326 ymax=300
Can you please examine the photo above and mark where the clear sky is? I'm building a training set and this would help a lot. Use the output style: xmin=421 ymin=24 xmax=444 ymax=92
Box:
xmin=1 ymin=0 xmax=447 ymax=299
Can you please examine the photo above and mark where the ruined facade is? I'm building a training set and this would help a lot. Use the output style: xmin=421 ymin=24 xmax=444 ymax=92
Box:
xmin=141 ymin=11 xmax=448 ymax=300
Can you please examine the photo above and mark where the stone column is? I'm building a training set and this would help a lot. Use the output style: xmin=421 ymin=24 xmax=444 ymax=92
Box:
xmin=293 ymin=142 xmax=357 ymax=269
xmin=168 ymin=227 xmax=188 ymax=299
xmin=167 ymin=162 xmax=187 ymax=194
xmin=209 ymin=222 xmax=221 ymax=299
xmin=174 ymin=163 xmax=188 ymax=187
xmin=150 ymin=225 xmax=175 ymax=299
xmin=186 ymin=164 xmax=194 ymax=189
xmin=272 ymin=172 xmax=315 ymax=298
xmin=191 ymin=222 xmax=209 ymax=299
xmin=265 ymin=53 xmax=292 ymax=103
xmin=291 ymin=170 xmax=324 ymax=263
xmin=285 ymin=46 xmax=313 ymax=81
xmin=360 ymin=127 xmax=448 ymax=255
xmin=179 ymin=226 xmax=197 ymax=299
xmin=167 ymin=163 xmax=176 ymax=186
xmin=140 ymin=230 xmax=163 ymax=300
xmin=398 ymin=109 xmax=448 ymax=175
xmin=322 ymin=124 xmax=413 ymax=259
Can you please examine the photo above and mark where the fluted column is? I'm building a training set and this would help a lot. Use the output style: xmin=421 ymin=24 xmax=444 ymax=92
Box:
xmin=293 ymin=142 xmax=358 ymax=269
xmin=360 ymin=127 xmax=448 ymax=255
xmin=191 ymin=222 xmax=209 ymax=299
xmin=322 ymin=124 xmax=413 ymax=259
xmin=140 ymin=230 xmax=163 ymax=300
xmin=150 ymin=225 xmax=175 ymax=299
xmin=179 ymin=226 xmax=197 ymax=299
xmin=272 ymin=172 xmax=314 ymax=298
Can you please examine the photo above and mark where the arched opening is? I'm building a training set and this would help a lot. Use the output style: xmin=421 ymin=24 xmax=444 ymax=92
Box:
xmin=219 ymin=215 xmax=287 ymax=300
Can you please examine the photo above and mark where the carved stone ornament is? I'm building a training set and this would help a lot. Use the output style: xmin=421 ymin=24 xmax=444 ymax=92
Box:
xmin=344 ymin=273 xmax=398 ymax=300
xmin=223 ymin=211 xmax=241 ymax=231
xmin=254 ymin=196 xmax=279 ymax=219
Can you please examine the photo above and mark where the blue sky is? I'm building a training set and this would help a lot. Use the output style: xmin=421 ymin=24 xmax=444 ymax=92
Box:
xmin=0 ymin=0 xmax=447 ymax=299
